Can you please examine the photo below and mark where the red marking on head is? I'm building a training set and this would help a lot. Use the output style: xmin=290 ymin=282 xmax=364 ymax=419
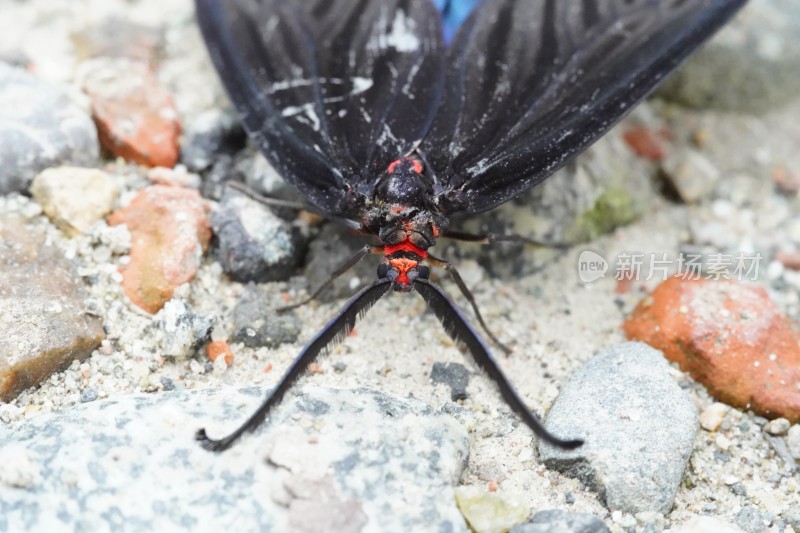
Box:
xmin=387 ymin=157 xmax=423 ymax=175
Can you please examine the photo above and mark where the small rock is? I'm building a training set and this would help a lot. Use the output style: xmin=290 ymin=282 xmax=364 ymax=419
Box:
xmin=510 ymin=509 xmax=610 ymax=533
xmin=700 ymin=402 xmax=731 ymax=432
xmin=0 ymin=215 xmax=105 ymax=402
xmin=155 ymin=300 xmax=213 ymax=358
xmin=635 ymin=511 xmax=666 ymax=533
xmin=30 ymin=166 xmax=118 ymax=237
xmin=180 ymin=108 xmax=245 ymax=173
xmin=624 ymin=277 xmax=800 ymax=423
xmin=0 ymin=63 xmax=98 ymax=194
xmin=660 ymin=149 xmax=720 ymax=203
xmin=623 ymin=126 xmax=670 ymax=161
xmin=206 ymin=340 xmax=234 ymax=366
xmin=763 ymin=417 xmax=791 ymax=436
xmin=454 ymin=486 xmax=529 ymax=533
xmin=671 ymin=516 xmax=745 ymax=533
xmin=787 ymin=425 xmax=800 ymax=460
xmin=108 ymin=185 xmax=211 ymax=313
xmin=82 ymin=58 xmax=180 ymax=167
xmin=231 ymin=286 xmax=301 ymax=348
xmin=211 ymin=188 xmax=302 ymax=282
xmin=539 ymin=342 xmax=698 ymax=514
xmin=431 ymin=362 xmax=470 ymax=401
xmin=80 ymin=387 xmax=99 ymax=403
xmin=734 ymin=505 xmax=771 ymax=533
xmin=304 ymin=222 xmax=377 ymax=302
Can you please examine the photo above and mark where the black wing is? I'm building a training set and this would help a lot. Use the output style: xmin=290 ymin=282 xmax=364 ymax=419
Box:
xmin=422 ymin=0 xmax=748 ymax=214
xmin=195 ymin=0 xmax=445 ymax=217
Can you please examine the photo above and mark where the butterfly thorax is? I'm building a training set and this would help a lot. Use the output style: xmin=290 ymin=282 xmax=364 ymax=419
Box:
xmin=363 ymin=157 xmax=444 ymax=292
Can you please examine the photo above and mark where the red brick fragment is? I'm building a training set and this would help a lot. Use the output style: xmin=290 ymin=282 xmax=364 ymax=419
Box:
xmin=83 ymin=59 xmax=180 ymax=167
xmin=624 ymin=277 xmax=800 ymax=422
xmin=108 ymin=186 xmax=210 ymax=313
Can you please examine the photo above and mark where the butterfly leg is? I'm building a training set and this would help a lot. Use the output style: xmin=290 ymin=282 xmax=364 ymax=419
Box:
xmin=426 ymin=254 xmax=512 ymax=355
xmin=277 ymin=245 xmax=384 ymax=313
xmin=442 ymin=229 xmax=571 ymax=249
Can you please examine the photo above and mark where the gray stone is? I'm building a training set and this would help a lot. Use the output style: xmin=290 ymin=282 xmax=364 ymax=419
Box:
xmin=733 ymin=505 xmax=770 ymax=533
xmin=511 ymin=509 xmax=610 ymax=533
xmin=0 ymin=386 xmax=471 ymax=532
xmin=660 ymin=149 xmax=720 ymax=204
xmin=181 ymin=108 xmax=245 ymax=173
xmin=211 ymin=188 xmax=303 ymax=282
xmin=0 ymin=63 xmax=98 ymax=194
xmin=304 ymin=222 xmax=377 ymax=302
xmin=786 ymin=424 xmax=800 ymax=460
xmin=763 ymin=417 xmax=791 ymax=436
xmin=539 ymin=342 xmax=698 ymax=514
xmin=155 ymin=299 xmax=213 ymax=358
xmin=431 ymin=362 xmax=471 ymax=401
xmin=658 ymin=1 xmax=800 ymax=113
xmin=0 ymin=214 xmax=105 ymax=402
xmin=231 ymin=286 xmax=301 ymax=349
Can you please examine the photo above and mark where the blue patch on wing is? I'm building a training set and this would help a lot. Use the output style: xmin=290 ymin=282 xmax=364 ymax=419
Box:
xmin=433 ymin=0 xmax=482 ymax=43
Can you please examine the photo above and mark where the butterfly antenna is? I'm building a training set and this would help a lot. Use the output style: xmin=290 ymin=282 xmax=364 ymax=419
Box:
xmin=413 ymin=278 xmax=582 ymax=449
xmin=196 ymin=279 xmax=392 ymax=452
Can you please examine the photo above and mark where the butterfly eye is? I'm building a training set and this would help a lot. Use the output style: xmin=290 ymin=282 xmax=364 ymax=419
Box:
xmin=406 ymin=268 xmax=419 ymax=281
xmin=385 ymin=267 xmax=399 ymax=282
xmin=417 ymin=265 xmax=430 ymax=280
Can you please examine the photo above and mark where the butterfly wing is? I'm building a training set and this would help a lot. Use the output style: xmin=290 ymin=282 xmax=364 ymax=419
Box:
xmin=422 ymin=0 xmax=748 ymax=215
xmin=195 ymin=0 xmax=445 ymax=217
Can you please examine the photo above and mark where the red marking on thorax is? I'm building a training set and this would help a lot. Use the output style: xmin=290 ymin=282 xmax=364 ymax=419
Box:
xmin=384 ymin=239 xmax=427 ymax=259
xmin=388 ymin=257 xmax=418 ymax=285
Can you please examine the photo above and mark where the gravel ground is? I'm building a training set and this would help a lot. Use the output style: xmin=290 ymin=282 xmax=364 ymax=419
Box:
xmin=1 ymin=1 xmax=799 ymax=532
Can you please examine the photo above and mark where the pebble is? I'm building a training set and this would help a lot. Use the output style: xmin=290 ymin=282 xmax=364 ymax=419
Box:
xmin=30 ymin=166 xmax=118 ymax=236
xmin=734 ymin=505 xmax=771 ymax=533
xmin=0 ymin=214 xmax=105 ymax=402
xmin=510 ymin=509 xmax=610 ymax=533
xmin=210 ymin=188 xmax=302 ymax=282
xmin=787 ymin=424 xmax=800 ymax=460
xmin=454 ymin=486 xmax=530 ymax=533
xmin=206 ymin=340 xmax=234 ymax=366
xmin=108 ymin=185 xmax=211 ymax=313
xmin=431 ymin=362 xmax=471 ymax=401
xmin=660 ymin=148 xmax=720 ymax=203
xmin=81 ymin=58 xmax=180 ymax=167
xmin=624 ymin=277 xmax=800 ymax=423
xmin=623 ymin=126 xmax=670 ymax=161
xmin=231 ymin=286 xmax=301 ymax=349
xmin=539 ymin=342 xmax=698 ymax=514
xmin=700 ymin=402 xmax=731 ymax=432
xmin=155 ymin=299 xmax=213 ymax=358
xmin=763 ymin=417 xmax=791 ymax=436
xmin=0 ymin=63 xmax=98 ymax=194
xmin=80 ymin=387 xmax=98 ymax=403
xmin=0 ymin=386 xmax=471 ymax=532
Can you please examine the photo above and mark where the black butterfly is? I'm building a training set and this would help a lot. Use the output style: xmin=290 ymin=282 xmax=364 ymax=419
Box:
xmin=194 ymin=0 xmax=747 ymax=452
